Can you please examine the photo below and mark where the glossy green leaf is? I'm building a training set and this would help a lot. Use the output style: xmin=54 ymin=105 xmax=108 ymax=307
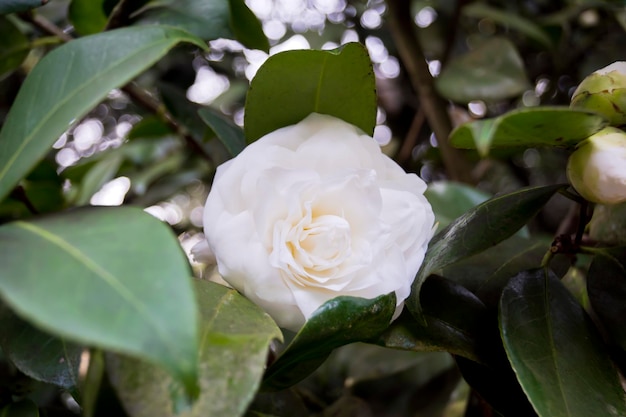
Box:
xmin=228 ymin=0 xmax=269 ymax=52
xmin=456 ymin=356 xmax=538 ymax=417
xmin=0 ymin=399 xmax=39 ymax=417
xmin=68 ymin=0 xmax=107 ymax=35
xmin=378 ymin=276 xmax=486 ymax=362
xmin=449 ymin=107 xmax=607 ymax=157
xmin=436 ymin=37 xmax=530 ymax=103
xmin=587 ymin=248 xmax=626 ymax=350
xmin=244 ymin=43 xmax=376 ymax=142
xmin=500 ymin=269 xmax=626 ymax=417
xmin=0 ymin=0 xmax=46 ymax=14
xmin=408 ymin=184 xmax=564 ymax=318
xmin=442 ymin=235 xmax=553 ymax=308
xmin=462 ymin=3 xmax=553 ymax=48
xmin=198 ymin=108 xmax=245 ymax=158
xmin=0 ymin=305 xmax=82 ymax=389
xmin=0 ymin=26 xmax=206 ymax=203
xmin=0 ymin=16 xmax=29 ymax=80
xmin=0 ymin=207 xmax=199 ymax=397
xmin=107 ymin=280 xmax=282 ymax=417
xmin=126 ymin=116 xmax=173 ymax=140
xmin=424 ymin=181 xmax=491 ymax=230
xmin=262 ymin=293 xmax=395 ymax=391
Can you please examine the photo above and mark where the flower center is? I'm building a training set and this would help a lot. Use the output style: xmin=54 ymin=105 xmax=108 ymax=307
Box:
xmin=272 ymin=210 xmax=353 ymax=286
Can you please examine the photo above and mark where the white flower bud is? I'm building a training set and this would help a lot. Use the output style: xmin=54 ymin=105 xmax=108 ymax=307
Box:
xmin=567 ymin=127 xmax=626 ymax=204
xmin=570 ymin=61 xmax=626 ymax=127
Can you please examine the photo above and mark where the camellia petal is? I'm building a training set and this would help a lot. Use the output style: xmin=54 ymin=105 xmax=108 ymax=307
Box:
xmin=202 ymin=113 xmax=435 ymax=331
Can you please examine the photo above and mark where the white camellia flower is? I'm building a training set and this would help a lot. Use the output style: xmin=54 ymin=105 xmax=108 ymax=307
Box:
xmin=567 ymin=126 xmax=626 ymax=204
xmin=570 ymin=61 xmax=626 ymax=126
xmin=200 ymin=113 xmax=435 ymax=331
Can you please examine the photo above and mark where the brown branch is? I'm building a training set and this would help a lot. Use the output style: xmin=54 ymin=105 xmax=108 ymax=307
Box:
xmin=19 ymin=11 xmax=214 ymax=165
xmin=396 ymin=107 xmax=425 ymax=167
xmin=386 ymin=0 xmax=473 ymax=183
xmin=105 ymin=0 xmax=148 ymax=30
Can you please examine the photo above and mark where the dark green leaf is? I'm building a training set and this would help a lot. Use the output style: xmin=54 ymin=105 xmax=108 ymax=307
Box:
xmin=159 ymin=82 xmax=209 ymax=142
xmin=462 ymin=3 xmax=553 ymax=48
xmin=0 ymin=26 xmax=206 ymax=203
xmin=456 ymin=356 xmax=538 ymax=417
xmin=0 ymin=0 xmax=47 ymax=14
xmin=408 ymin=184 xmax=564 ymax=318
xmin=244 ymin=43 xmax=376 ymax=142
xmin=442 ymin=235 xmax=552 ymax=308
xmin=378 ymin=276 xmax=487 ymax=362
xmin=0 ymin=399 xmax=39 ymax=417
xmin=0 ymin=16 xmax=29 ymax=80
xmin=587 ymin=248 xmax=626 ymax=350
xmin=449 ymin=107 xmax=607 ymax=157
xmin=0 ymin=305 xmax=82 ymax=389
xmin=228 ymin=0 xmax=269 ymax=52
xmin=198 ymin=108 xmax=245 ymax=157
xmin=436 ymin=37 xmax=530 ymax=103
xmin=262 ymin=293 xmax=395 ymax=391
xmin=500 ymin=269 xmax=626 ymax=417
xmin=107 ymin=280 xmax=282 ymax=417
xmin=0 ymin=207 xmax=199 ymax=397
xmin=424 ymin=181 xmax=491 ymax=230
xmin=68 ymin=0 xmax=107 ymax=35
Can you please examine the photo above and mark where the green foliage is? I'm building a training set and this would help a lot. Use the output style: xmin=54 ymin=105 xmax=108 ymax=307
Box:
xmin=108 ymin=280 xmax=282 ymax=417
xmin=500 ymin=269 xmax=626 ymax=417
xmin=244 ymin=42 xmax=377 ymax=142
xmin=0 ymin=207 xmax=200 ymax=396
xmin=408 ymin=184 xmax=564 ymax=318
xmin=449 ymin=107 xmax=607 ymax=156
xmin=436 ymin=37 xmax=530 ymax=103
xmin=1 ymin=0 xmax=625 ymax=416
xmin=0 ymin=25 xmax=206 ymax=203
xmin=262 ymin=293 xmax=395 ymax=391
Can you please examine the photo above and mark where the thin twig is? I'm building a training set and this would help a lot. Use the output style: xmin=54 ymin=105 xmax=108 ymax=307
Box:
xmin=441 ymin=0 xmax=470 ymax=66
xmin=396 ymin=107 xmax=425 ymax=167
xmin=19 ymin=11 xmax=214 ymax=165
xmin=105 ymin=0 xmax=147 ymax=30
xmin=386 ymin=0 xmax=473 ymax=183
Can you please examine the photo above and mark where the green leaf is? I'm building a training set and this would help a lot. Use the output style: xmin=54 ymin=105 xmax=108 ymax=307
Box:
xmin=424 ymin=181 xmax=491 ymax=230
xmin=0 ymin=0 xmax=47 ymax=14
xmin=435 ymin=37 xmax=530 ymax=103
xmin=378 ymin=276 xmax=487 ymax=362
xmin=68 ymin=0 xmax=108 ymax=35
xmin=587 ymin=248 xmax=626 ymax=350
xmin=134 ymin=0 xmax=265 ymax=49
xmin=408 ymin=184 xmax=564 ymax=318
xmin=262 ymin=293 xmax=396 ymax=391
xmin=442 ymin=235 xmax=554 ymax=308
xmin=0 ymin=25 xmax=206 ymax=204
xmin=0 ymin=399 xmax=39 ymax=417
xmin=0 ymin=305 xmax=82 ymax=389
xmin=107 ymin=280 xmax=282 ymax=417
xmin=198 ymin=108 xmax=245 ymax=158
xmin=462 ymin=3 xmax=553 ymax=49
xmin=0 ymin=207 xmax=199 ymax=397
xmin=500 ymin=269 xmax=626 ymax=417
xmin=449 ymin=107 xmax=607 ymax=157
xmin=244 ymin=43 xmax=376 ymax=142
xmin=228 ymin=0 xmax=269 ymax=52
xmin=0 ymin=16 xmax=29 ymax=80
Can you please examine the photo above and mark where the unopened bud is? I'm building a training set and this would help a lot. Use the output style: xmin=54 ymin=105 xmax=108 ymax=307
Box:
xmin=567 ymin=127 xmax=626 ymax=204
xmin=570 ymin=61 xmax=626 ymax=127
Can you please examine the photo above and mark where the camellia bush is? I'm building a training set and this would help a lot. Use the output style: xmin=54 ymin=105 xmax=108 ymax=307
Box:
xmin=1 ymin=0 xmax=626 ymax=416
